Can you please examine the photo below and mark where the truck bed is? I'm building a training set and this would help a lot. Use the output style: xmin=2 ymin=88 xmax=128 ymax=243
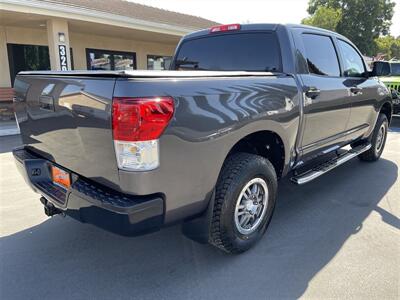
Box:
xmin=14 ymin=71 xmax=300 ymax=223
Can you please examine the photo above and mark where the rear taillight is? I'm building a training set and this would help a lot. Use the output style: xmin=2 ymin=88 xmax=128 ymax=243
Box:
xmin=112 ymin=97 xmax=174 ymax=171
xmin=209 ymin=24 xmax=241 ymax=33
xmin=112 ymin=97 xmax=174 ymax=141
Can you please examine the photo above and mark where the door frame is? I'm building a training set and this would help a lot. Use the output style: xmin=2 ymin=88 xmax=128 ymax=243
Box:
xmin=291 ymin=28 xmax=354 ymax=161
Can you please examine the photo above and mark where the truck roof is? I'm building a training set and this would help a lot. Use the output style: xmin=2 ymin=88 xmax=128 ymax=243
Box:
xmin=183 ymin=23 xmax=349 ymax=42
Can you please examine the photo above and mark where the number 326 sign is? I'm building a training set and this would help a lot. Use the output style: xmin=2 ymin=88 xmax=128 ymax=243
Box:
xmin=58 ymin=45 xmax=69 ymax=71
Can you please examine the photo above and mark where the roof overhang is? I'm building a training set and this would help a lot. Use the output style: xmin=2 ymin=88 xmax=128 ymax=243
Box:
xmin=0 ymin=0 xmax=196 ymax=36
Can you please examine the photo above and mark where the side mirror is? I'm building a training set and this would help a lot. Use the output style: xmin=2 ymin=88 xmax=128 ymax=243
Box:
xmin=371 ymin=61 xmax=391 ymax=77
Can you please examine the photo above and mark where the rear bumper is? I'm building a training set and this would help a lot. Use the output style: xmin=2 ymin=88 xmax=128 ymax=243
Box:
xmin=13 ymin=147 xmax=164 ymax=236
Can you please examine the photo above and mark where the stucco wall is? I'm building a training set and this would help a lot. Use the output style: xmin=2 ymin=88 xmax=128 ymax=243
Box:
xmin=0 ymin=25 xmax=178 ymax=87
xmin=2 ymin=26 xmax=48 ymax=45
xmin=69 ymin=32 xmax=176 ymax=70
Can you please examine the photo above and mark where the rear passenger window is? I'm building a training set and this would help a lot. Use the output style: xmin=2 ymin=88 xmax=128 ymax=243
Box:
xmin=302 ymin=34 xmax=340 ymax=77
xmin=337 ymin=40 xmax=365 ymax=77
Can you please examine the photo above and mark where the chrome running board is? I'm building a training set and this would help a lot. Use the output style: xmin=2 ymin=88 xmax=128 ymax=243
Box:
xmin=291 ymin=143 xmax=372 ymax=185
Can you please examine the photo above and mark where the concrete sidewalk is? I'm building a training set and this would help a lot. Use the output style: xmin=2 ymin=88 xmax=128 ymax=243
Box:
xmin=0 ymin=120 xmax=19 ymax=137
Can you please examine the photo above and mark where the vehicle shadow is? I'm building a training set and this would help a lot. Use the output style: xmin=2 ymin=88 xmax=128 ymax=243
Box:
xmin=0 ymin=156 xmax=398 ymax=299
xmin=0 ymin=135 xmax=22 ymax=154
xmin=389 ymin=114 xmax=400 ymax=132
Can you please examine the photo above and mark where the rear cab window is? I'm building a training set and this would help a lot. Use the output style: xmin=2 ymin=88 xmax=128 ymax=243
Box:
xmin=173 ymin=32 xmax=281 ymax=72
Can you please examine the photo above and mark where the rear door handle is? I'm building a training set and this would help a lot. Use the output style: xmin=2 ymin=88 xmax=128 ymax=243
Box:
xmin=305 ymin=87 xmax=321 ymax=99
xmin=350 ymin=87 xmax=362 ymax=95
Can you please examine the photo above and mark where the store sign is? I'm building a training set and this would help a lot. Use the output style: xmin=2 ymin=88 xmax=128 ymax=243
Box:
xmin=58 ymin=45 xmax=69 ymax=71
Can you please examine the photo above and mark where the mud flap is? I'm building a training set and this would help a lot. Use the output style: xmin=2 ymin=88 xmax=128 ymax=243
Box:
xmin=181 ymin=189 xmax=215 ymax=244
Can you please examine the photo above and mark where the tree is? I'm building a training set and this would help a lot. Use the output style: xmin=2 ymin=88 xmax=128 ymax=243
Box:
xmin=302 ymin=7 xmax=342 ymax=31
xmin=375 ymin=36 xmax=400 ymax=59
xmin=390 ymin=40 xmax=400 ymax=59
xmin=302 ymin=0 xmax=396 ymax=55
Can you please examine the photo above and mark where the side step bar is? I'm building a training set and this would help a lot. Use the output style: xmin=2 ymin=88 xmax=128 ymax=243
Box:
xmin=291 ymin=143 xmax=372 ymax=185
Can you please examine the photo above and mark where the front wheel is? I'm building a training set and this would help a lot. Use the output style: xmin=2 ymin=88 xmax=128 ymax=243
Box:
xmin=209 ymin=153 xmax=277 ymax=254
xmin=358 ymin=113 xmax=388 ymax=162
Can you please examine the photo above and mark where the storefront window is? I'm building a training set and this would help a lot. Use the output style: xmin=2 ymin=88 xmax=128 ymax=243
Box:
xmin=7 ymin=44 xmax=74 ymax=86
xmin=88 ymin=52 xmax=111 ymax=70
xmin=113 ymin=54 xmax=135 ymax=70
xmin=86 ymin=49 xmax=136 ymax=70
xmin=147 ymin=55 xmax=172 ymax=70
xmin=7 ymin=44 xmax=51 ymax=86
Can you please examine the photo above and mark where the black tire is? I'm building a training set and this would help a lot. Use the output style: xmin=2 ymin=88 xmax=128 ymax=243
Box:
xmin=358 ymin=113 xmax=388 ymax=162
xmin=209 ymin=152 xmax=278 ymax=254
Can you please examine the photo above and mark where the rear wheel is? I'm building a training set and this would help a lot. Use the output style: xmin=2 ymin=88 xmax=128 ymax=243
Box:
xmin=209 ymin=153 xmax=277 ymax=254
xmin=358 ymin=113 xmax=388 ymax=162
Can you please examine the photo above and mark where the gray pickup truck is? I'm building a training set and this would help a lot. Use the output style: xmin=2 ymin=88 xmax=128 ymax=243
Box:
xmin=13 ymin=24 xmax=393 ymax=254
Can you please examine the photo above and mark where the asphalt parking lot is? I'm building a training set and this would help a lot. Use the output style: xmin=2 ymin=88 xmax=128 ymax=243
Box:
xmin=1 ymin=117 xmax=399 ymax=300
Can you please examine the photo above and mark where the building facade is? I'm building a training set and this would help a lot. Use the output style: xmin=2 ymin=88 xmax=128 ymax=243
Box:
xmin=0 ymin=0 xmax=217 ymax=129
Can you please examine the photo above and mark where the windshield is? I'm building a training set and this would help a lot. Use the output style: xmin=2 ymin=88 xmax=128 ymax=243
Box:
xmin=390 ymin=63 xmax=400 ymax=76
xmin=174 ymin=32 xmax=281 ymax=72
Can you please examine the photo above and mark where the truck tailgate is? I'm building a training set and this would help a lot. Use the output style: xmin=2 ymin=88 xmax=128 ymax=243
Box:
xmin=14 ymin=75 xmax=120 ymax=190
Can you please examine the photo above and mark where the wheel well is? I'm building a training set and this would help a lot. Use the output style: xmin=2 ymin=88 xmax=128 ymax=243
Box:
xmin=227 ymin=131 xmax=285 ymax=178
xmin=380 ymin=102 xmax=392 ymax=124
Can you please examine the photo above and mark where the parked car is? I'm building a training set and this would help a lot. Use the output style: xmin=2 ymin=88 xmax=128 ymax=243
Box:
xmin=13 ymin=24 xmax=393 ymax=254
xmin=371 ymin=60 xmax=400 ymax=114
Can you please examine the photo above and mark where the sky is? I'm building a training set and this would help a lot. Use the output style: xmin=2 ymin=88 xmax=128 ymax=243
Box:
xmin=130 ymin=0 xmax=400 ymax=37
